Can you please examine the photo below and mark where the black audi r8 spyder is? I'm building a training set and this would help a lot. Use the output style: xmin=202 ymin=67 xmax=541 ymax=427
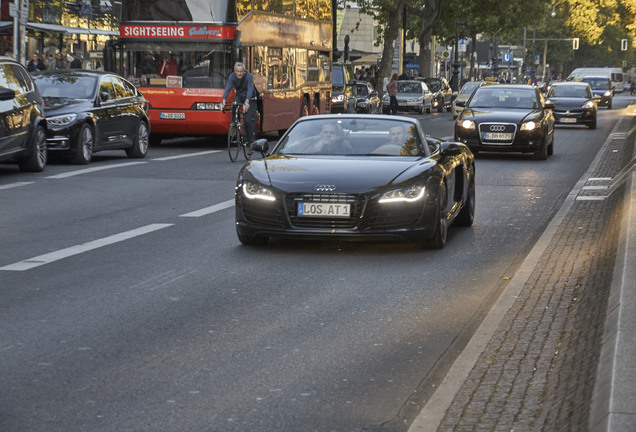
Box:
xmin=235 ymin=115 xmax=476 ymax=249
xmin=454 ymin=84 xmax=555 ymax=160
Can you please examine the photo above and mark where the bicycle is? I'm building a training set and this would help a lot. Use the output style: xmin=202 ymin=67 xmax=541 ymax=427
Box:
xmin=224 ymin=101 xmax=251 ymax=162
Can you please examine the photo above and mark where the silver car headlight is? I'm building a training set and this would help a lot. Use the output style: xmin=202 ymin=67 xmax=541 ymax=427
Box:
xmin=603 ymin=90 xmax=611 ymax=97
xmin=242 ymin=182 xmax=276 ymax=201
xmin=582 ymin=101 xmax=595 ymax=109
xmin=48 ymin=113 xmax=77 ymax=126
xmin=332 ymin=94 xmax=344 ymax=103
xmin=379 ymin=184 xmax=426 ymax=203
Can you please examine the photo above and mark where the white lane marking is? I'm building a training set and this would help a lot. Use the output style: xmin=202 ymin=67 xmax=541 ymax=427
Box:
xmin=180 ymin=199 xmax=234 ymax=217
xmin=45 ymin=162 xmax=148 ymax=179
xmin=152 ymin=150 xmax=221 ymax=161
xmin=0 ymin=182 xmax=34 ymax=190
xmin=582 ymin=185 xmax=610 ymax=190
xmin=0 ymin=223 xmax=173 ymax=271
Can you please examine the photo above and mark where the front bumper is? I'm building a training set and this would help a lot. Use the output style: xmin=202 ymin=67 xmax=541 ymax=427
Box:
xmin=553 ymin=109 xmax=595 ymax=126
xmin=455 ymin=122 xmax=547 ymax=153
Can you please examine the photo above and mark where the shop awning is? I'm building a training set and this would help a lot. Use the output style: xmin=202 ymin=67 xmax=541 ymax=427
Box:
xmin=26 ymin=22 xmax=118 ymax=36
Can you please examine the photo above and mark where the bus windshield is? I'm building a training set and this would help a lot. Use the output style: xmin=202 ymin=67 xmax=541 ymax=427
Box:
xmin=123 ymin=41 xmax=233 ymax=89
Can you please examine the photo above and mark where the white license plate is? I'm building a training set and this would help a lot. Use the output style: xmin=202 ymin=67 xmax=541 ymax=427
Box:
xmin=298 ymin=202 xmax=351 ymax=218
xmin=560 ymin=117 xmax=577 ymax=123
xmin=482 ymin=132 xmax=512 ymax=140
xmin=160 ymin=112 xmax=185 ymax=119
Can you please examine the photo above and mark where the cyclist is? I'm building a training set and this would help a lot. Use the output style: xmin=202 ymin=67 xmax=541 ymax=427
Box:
xmin=222 ymin=62 xmax=258 ymax=154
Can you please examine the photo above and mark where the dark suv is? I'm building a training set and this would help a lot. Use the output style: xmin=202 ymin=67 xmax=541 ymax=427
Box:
xmin=331 ymin=63 xmax=357 ymax=113
xmin=581 ymin=76 xmax=613 ymax=109
xmin=0 ymin=56 xmax=47 ymax=171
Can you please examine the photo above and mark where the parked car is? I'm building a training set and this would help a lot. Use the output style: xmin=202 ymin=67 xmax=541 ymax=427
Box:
xmin=546 ymin=81 xmax=598 ymax=129
xmin=331 ymin=63 xmax=357 ymax=113
xmin=239 ymin=114 xmax=475 ymax=249
xmin=421 ymin=77 xmax=452 ymax=112
xmin=581 ymin=75 xmax=613 ymax=109
xmin=32 ymin=70 xmax=150 ymax=164
xmin=0 ymin=56 xmax=47 ymax=172
xmin=382 ymin=80 xmax=433 ymax=114
xmin=454 ymin=84 xmax=555 ymax=160
xmin=452 ymin=81 xmax=491 ymax=119
xmin=354 ymin=80 xmax=380 ymax=114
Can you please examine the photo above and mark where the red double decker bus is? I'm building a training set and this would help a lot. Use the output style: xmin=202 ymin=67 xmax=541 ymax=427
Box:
xmin=111 ymin=0 xmax=333 ymax=145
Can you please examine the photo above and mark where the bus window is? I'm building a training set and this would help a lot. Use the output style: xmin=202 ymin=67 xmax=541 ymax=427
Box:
xmin=296 ymin=48 xmax=307 ymax=86
xmin=282 ymin=0 xmax=294 ymax=16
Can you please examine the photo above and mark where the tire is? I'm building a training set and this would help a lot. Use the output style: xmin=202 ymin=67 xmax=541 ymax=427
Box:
xmin=237 ymin=232 xmax=268 ymax=246
xmin=420 ymin=104 xmax=426 ymax=115
xmin=607 ymin=100 xmax=612 ymax=109
xmin=533 ymin=138 xmax=548 ymax=160
xmin=426 ymin=104 xmax=431 ymax=114
xmin=227 ymin=124 xmax=242 ymax=162
xmin=126 ymin=121 xmax=149 ymax=158
xmin=548 ymin=134 xmax=554 ymax=155
xmin=18 ymin=124 xmax=47 ymax=172
xmin=437 ymin=98 xmax=443 ymax=113
xmin=421 ymin=184 xmax=448 ymax=249
xmin=454 ymin=169 xmax=475 ymax=227
xmin=588 ymin=116 xmax=597 ymax=129
xmin=72 ymin=123 xmax=93 ymax=164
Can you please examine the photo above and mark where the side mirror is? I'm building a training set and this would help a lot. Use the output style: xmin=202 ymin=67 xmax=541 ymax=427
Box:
xmin=100 ymin=92 xmax=110 ymax=102
xmin=0 ymin=87 xmax=16 ymax=101
xmin=455 ymin=100 xmax=466 ymax=107
xmin=440 ymin=141 xmax=464 ymax=156
xmin=251 ymin=138 xmax=269 ymax=155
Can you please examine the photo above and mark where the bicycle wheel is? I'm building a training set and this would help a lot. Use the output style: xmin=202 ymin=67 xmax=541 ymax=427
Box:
xmin=227 ymin=124 xmax=242 ymax=162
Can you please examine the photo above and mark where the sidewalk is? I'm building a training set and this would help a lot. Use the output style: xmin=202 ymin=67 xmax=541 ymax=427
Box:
xmin=409 ymin=102 xmax=636 ymax=432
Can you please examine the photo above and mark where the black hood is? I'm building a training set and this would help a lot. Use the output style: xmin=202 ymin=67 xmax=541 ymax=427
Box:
xmin=42 ymin=97 xmax=94 ymax=116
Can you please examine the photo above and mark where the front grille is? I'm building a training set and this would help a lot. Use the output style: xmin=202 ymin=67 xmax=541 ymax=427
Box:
xmin=286 ymin=193 xmax=365 ymax=228
xmin=369 ymin=206 xmax=423 ymax=228
xmin=478 ymin=122 xmax=517 ymax=145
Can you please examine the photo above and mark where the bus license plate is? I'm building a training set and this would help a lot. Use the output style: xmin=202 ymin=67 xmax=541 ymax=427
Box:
xmin=160 ymin=112 xmax=185 ymax=119
xmin=298 ymin=202 xmax=350 ymax=218
xmin=483 ymin=132 xmax=512 ymax=140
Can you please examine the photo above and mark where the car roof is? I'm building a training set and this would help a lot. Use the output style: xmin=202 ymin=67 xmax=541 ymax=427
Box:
xmin=552 ymin=81 xmax=589 ymax=86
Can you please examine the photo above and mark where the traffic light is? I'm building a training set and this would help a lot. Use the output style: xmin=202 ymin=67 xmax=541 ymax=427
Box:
xmin=572 ymin=38 xmax=579 ymax=50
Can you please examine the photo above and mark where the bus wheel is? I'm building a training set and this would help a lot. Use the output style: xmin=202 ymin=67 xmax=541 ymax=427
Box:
xmin=300 ymin=99 xmax=309 ymax=117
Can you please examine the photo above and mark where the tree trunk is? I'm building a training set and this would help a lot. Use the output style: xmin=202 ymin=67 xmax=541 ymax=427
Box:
xmin=377 ymin=0 xmax=406 ymax=98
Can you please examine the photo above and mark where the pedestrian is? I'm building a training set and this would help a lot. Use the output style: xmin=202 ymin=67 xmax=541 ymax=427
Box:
xmin=398 ymin=70 xmax=409 ymax=80
xmin=387 ymin=73 xmax=399 ymax=115
xmin=222 ymin=61 xmax=259 ymax=151
xmin=49 ymin=52 xmax=68 ymax=70
xmin=27 ymin=53 xmax=46 ymax=72
xmin=70 ymin=53 xmax=83 ymax=69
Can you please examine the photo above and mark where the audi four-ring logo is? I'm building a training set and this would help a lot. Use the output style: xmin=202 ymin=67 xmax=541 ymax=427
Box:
xmin=315 ymin=184 xmax=336 ymax=192
xmin=489 ymin=125 xmax=506 ymax=132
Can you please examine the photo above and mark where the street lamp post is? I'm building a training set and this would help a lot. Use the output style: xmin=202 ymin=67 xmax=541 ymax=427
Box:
xmin=452 ymin=19 xmax=461 ymax=92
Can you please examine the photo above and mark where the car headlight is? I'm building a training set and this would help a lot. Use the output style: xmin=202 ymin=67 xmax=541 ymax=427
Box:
xmin=582 ymin=101 xmax=595 ymax=109
xmin=520 ymin=120 xmax=540 ymax=131
xmin=242 ymin=181 xmax=276 ymax=201
xmin=332 ymin=94 xmax=344 ymax=103
xmin=48 ymin=113 xmax=77 ymax=126
xmin=459 ymin=119 xmax=476 ymax=130
xmin=379 ymin=184 xmax=426 ymax=203
xmin=604 ymin=90 xmax=611 ymax=97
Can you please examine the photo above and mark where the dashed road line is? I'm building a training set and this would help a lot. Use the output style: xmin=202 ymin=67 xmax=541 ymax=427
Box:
xmin=0 ymin=182 xmax=35 ymax=190
xmin=0 ymin=223 xmax=173 ymax=271
xmin=45 ymin=161 xmax=148 ymax=179
xmin=179 ymin=199 xmax=234 ymax=217
xmin=152 ymin=150 xmax=221 ymax=161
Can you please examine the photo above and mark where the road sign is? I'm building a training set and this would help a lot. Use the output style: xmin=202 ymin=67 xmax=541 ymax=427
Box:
xmin=621 ymin=39 xmax=628 ymax=51
xmin=572 ymin=38 xmax=579 ymax=50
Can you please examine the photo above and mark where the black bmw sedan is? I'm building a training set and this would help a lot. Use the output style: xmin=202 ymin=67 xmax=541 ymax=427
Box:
xmin=236 ymin=114 xmax=475 ymax=249
xmin=32 ymin=70 xmax=150 ymax=164
xmin=454 ymin=84 xmax=555 ymax=160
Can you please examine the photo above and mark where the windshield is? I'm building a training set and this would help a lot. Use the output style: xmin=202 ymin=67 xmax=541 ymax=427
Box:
xmin=469 ymin=87 xmax=538 ymax=109
xmin=397 ymin=82 xmax=423 ymax=94
xmin=424 ymin=79 xmax=440 ymax=91
xmin=33 ymin=75 xmax=97 ymax=99
xmin=122 ymin=41 xmax=233 ymax=89
xmin=276 ymin=118 xmax=423 ymax=156
xmin=582 ymin=78 xmax=610 ymax=90
xmin=549 ymin=85 xmax=589 ymax=98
